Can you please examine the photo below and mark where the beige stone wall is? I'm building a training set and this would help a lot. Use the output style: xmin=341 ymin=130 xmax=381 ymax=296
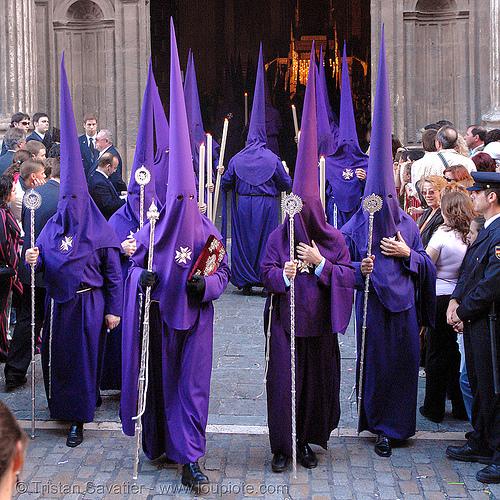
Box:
xmin=371 ymin=0 xmax=492 ymax=145
xmin=21 ymin=0 xmax=150 ymax=182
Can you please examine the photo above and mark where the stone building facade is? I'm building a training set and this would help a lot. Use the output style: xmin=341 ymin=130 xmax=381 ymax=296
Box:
xmin=0 ymin=0 xmax=497 ymax=179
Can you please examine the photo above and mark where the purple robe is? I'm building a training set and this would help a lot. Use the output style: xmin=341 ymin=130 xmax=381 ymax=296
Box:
xmin=221 ymin=157 xmax=291 ymax=287
xmin=342 ymin=214 xmax=436 ymax=438
xmin=37 ymin=246 xmax=123 ymax=422
xmin=120 ymin=219 xmax=230 ymax=463
xmin=260 ymin=215 xmax=354 ymax=455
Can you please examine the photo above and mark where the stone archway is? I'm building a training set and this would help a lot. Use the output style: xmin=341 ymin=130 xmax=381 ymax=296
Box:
xmin=52 ymin=0 xmax=115 ymax=129
xmin=402 ymin=0 xmax=470 ymax=142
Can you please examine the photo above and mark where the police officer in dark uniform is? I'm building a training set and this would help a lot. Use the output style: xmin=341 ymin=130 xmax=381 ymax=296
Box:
xmin=445 ymin=171 xmax=500 ymax=484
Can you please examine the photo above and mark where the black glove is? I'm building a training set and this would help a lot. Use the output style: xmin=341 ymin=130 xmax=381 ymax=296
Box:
xmin=186 ymin=275 xmax=206 ymax=300
xmin=139 ymin=269 xmax=158 ymax=289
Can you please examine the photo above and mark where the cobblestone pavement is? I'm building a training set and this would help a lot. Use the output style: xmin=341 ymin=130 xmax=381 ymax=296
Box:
xmin=1 ymin=280 xmax=495 ymax=499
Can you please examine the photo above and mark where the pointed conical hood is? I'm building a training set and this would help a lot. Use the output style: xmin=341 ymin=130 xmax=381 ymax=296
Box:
xmin=152 ymin=83 xmax=169 ymax=207
xmin=362 ymin=28 xmax=399 ymax=231
xmin=184 ymin=50 xmax=219 ymax=176
xmin=324 ymin=41 xmax=368 ymax=222
xmin=318 ymin=46 xmax=335 ymax=126
xmin=36 ymin=53 xmax=120 ymax=303
xmin=341 ymin=27 xmax=413 ymax=313
xmin=316 ymin=48 xmax=336 ymax=157
xmin=109 ymin=59 xmax=157 ymax=241
xmin=338 ymin=42 xmax=359 ymax=145
xmin=247 ymin=43 xmax=267 ymax=146
xmin=292 ymin=42 xmax=319 ymax=201
xmin=135 ymin=18 xmax=208 ymax=331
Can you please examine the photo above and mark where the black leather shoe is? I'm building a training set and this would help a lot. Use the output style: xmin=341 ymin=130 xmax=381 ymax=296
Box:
xmin=374 ymin=435 xmax=392 ymax=457
xmin=96 ymin=394 xmax=103 ymax=407
xmin=297 ymin=443 xmax=317 ymax=468
xmin=477 ymin=464 xmax=500 ymax=483
xmin=181 ymin=462 xmax=209 ymax=490
xmin=242 ymin=285 xmax=252 ymax=295
xmin=419 ymin=405 xmax=443 ymax=423
xmin=66 ymin=422 xmax=84 ymax=447
xmin=446 ymin=443 xmax=493 ymax=464
xmin=271 ymin=453 xmax=288 ymax=473
xmin=5 ymin=376 xmax=27 ymax=392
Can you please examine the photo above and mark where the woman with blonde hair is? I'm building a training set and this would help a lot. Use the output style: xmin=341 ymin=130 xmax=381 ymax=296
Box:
xmin=420 ymin=191 xmax=475 ymax=422
xmin=417 ymin=175 xmax=447 ymax=247
xmin=0 ymin=400 xmax=27 ymax=499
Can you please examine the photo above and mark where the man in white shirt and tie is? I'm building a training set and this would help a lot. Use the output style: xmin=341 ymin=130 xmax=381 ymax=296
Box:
xmin=79 ymin=114 xmax=98 ymax=177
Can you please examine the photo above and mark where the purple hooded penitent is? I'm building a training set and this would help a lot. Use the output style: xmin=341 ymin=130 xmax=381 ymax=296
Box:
xmin=152 ymin=83 xmax=169 ymax=207
xmin=324 ymin=42 xmax=368 ymax=229
xmin=120 ymin=19 xmax=230 ymax=464
xmin=108 ymin=59 xmax=157 ymax=243
xmin=36 ymin=53 xmax=121 ymax=303
xmin=260 ymin=42 xmax=354 ymax=456
xmin=36 ymin=53 xmax=123 ymax=423
xmin=341 ymin=27 xmax=436 ymax=440
xmin=316 ymin=45 xmax=338 ymax=157
xmin=221 ymin=42 xmax=292 ymax=288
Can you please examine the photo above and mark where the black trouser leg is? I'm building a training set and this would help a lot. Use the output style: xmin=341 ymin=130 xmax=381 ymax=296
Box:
xmin=4 ymin=286 xmax=45 ymax=381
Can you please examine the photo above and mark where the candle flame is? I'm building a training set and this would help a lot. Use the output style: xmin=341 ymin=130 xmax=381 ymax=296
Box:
xmin=291 ymin=104 xmax=295 ymax=109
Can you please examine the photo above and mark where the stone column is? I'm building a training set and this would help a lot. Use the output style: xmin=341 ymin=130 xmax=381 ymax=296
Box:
xmin=483 ymin=0 xmax=500 ymax=128
xmin=0 ymin=0 xmax=36 ymax=134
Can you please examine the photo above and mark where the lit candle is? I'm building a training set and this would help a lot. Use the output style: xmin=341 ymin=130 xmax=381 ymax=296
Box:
xmin=244 ymin=93 xmax=248 ymax=126
xmin=319 ymin=156 xmax=326 ymax=211
xmin=207 ymin=134 xmax=213 ymax=220
xmin=213 ymin=118 xmax=229 ymax=221
xmin=198 ymin=143 xmax=205 ymax=206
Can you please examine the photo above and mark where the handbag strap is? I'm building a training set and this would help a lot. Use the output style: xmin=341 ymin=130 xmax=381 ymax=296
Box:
xmin=437 ymin=152 xmax=450 ymax=170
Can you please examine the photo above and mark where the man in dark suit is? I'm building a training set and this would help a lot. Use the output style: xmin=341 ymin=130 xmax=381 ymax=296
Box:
xmin=4 ymin=158 xmax=60 ymax=390
xmin=88 ymin=129 xmax=127 ymax=193
xmin=1 ymin=113 xmax=30 ymax=156
xmin=78 ymin=114 xmax=98 ymax=177
xmin=26 ymin=112 xmax=54 ymax=154
xmin=88 ymin=152 xmax=125 ymax=220
xmin=446 ymin=171 xmax=500 ymax=484
xmin=0 ymin=128 xmax=26 ymax=174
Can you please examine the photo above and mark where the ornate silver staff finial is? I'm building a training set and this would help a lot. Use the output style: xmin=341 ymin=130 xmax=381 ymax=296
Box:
xmin=362 ymin=193 xmax=383 ymax=215
xmin=23 ymin=189 xmax=42 ymax=211
xmin=23 ymin=188 xmax=42 ymax=440
xmin=281 ymin=192 xmax=303 ymax=479
xmin=135 ymin=165 xmax=151 ymax=230
xmin=358 ymin=193 xmax=383 ymax=430
xmin=282 ymin=193 xmax=303 ymax=219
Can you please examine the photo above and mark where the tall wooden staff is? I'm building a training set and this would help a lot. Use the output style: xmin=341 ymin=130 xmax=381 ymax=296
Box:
xmin=357 ymin=194 xmax=382 ymax=429
xmin=281 ymin=192 xmax=303 ymax=478
xmin=23 ymin=188 xmax=42 ymax=439
xmin=132 ymin=199 xmax=159 ymax=480
xmin=212 ymin=117 xmax=229 ymax=222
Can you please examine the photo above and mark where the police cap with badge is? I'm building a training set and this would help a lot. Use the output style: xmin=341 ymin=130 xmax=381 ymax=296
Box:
xmin=467 ymin=171 xmax=500 ymax=191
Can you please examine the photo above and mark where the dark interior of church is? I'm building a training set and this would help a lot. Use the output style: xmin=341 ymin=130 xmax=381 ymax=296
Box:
xmin=150 ymin=0 xmax=371 ymax=165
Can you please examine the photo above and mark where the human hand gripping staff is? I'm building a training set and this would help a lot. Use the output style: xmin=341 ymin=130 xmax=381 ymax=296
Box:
xmin=358 ymin=194 xmax=383 ymax=430
xmin=23 ymin=188 xmax=42 ymax=439
xmin=133 ymin=199 xmax=159 ymax=480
